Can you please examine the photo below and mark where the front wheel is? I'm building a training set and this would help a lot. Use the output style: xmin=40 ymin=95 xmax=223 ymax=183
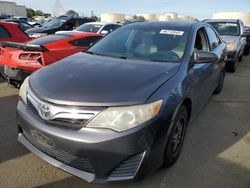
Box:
xmin=243 ymin=47 xmax=249 ymax=56
xmin=162 ymin=105 xmax=188 ymax=167
xmin=226 ymin=59 xmax=238 ymax=73
xmin=238 ymin=54 xmax=243 ymax=62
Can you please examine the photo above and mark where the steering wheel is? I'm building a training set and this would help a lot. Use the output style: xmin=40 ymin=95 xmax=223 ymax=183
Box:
xmin=149 ymin=51 xmax=180 ymax=61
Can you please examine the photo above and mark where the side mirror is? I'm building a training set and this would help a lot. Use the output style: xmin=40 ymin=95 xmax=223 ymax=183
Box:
xmin=101 ymin=30 xmax=109 ymax=35
xmin=193 ymin=49 xmax=218 ymax=63
xmin=242 ymin=32 xmax=250 ymax=37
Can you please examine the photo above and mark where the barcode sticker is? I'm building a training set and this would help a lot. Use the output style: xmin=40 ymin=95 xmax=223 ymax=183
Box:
xmin=160 ymin=30 xmax=184 ymax=36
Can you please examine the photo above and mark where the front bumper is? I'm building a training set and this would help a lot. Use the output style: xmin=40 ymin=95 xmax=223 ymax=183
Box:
xmin=17 ymin=100 xmax=169 ymax=183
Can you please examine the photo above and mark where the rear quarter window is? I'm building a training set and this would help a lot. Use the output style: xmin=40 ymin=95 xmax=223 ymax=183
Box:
xmin=69 ymin=36 xmax=102 ymax=47
xmin=28 ymin=34 xmax=71 ymax=45
xmin=0 ymin=26 xmax=10 ymax=38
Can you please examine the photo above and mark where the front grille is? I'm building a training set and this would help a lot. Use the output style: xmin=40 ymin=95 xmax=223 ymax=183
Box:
xmin=109 ymin=152 xmax=145 ymax=178
xmin=24 ymin=131 xmax=95 ymax=173
xmin=27 ymin=98 xmax=38 ymax=114
xmin=26 ymin=88 xmax=102 ymax=130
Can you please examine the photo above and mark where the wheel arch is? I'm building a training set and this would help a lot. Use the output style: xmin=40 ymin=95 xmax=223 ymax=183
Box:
xmin=182 ymin=97 xmax=192 ymax=122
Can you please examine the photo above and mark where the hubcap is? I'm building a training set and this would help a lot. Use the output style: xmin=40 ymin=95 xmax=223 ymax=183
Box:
xmin=171 ymin=117 xmax=185 ymax=156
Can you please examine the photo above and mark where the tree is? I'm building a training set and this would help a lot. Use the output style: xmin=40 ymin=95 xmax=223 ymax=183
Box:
xmin=36 ymin=10 xmax=44 ymax=16
xmin=26 ymin=8 xmax=36 ymax=17
xmin=133 ymin=15 xmax=146 ymax=21
xmin=66 ymin=10 xmax=79 ymax=17
xmin=91 ymin=16 xmax=98 ymax=21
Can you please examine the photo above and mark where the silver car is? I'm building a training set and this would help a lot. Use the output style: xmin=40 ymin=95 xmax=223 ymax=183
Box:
xmin=205 ymin=19 xmax=248 ymax=72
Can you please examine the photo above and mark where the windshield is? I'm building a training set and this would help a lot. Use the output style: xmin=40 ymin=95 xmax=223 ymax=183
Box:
xmin=208 ymin=22 xmax=240 ymax=36
xmin=87 ymin=26 xmax=189 ymax=63
xmin=75 ymin=24 xmax=103 ymax=33
xmin=42 ymin=17 xmax=70 ymax=29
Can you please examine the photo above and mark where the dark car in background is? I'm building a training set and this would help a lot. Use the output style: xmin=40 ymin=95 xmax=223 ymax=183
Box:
xmin=17 ymin=21 xmax=227 ymax=183
xmin=244 ymin=26 xmax=250 ymax=55
xmin=121 ymin=19 xmax=147 ymax=25
xmin=26 ymin=16 xmax=95 ymax=38
xmin=205 ymin=19 xmax=248 ymax=72
xmin=3 ymin=19 xmax=33 ymax=31
xmin=0 ymin=15 xmax=10 ymax=20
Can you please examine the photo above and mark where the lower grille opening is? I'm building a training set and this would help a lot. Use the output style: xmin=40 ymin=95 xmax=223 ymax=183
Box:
xmin=24 ymin=131 xmax=95 ymax=174
xmin=109 ymin=152 xmax=145 ymax=179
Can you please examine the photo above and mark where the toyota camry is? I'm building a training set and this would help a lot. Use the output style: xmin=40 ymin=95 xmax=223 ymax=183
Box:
xmin=17 ymin=21 xmax=227 ymax=183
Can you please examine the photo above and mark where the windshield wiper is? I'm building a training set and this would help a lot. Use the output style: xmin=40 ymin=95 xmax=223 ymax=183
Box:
xmin=85 ymin=51 xmax=100 ymax=56
xmin=118 ymin=56 xmax=128 ymax=59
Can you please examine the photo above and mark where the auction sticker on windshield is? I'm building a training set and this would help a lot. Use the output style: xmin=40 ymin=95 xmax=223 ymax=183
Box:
xmin=160 ymin=30 xmax=184 ymax=36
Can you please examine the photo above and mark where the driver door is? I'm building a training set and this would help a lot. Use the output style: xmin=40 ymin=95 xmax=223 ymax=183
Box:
xmin=188 ymin=27 xmax=215 ymax=115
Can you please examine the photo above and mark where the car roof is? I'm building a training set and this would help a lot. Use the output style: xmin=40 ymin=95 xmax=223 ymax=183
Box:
xmin=125 ymin=21 xmax=198 ymax=28
xmin=205 ymin=19 xmax=239 ymax=23
xmin=84 ymin=22 xmax=120 ymax=25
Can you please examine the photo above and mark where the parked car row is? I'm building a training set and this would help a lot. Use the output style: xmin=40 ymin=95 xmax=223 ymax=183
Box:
xmin=26 ymin=16 xmax=96 ymax=38
xmin=56 ymin=22 xmax=121 ymax=35
xmin=0 ymin=18 xmax=122 ymax=87
xmin=0 ymin=32 xmax=102 ymax=87
xmin=0 ymin=17 xmax=250 ymax=183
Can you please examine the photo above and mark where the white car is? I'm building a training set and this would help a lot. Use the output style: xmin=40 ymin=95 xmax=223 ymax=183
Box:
xmin=56 ymin=22 xmax=121 ymax=35
xmin=12 ymin=16 xmax=41 ymax=26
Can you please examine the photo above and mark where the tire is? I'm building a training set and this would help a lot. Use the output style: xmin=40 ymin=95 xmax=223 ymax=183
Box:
xmin=243 ymin=48 xmax=250 ymax=56
xmin=214 ymin=71 xmax=225 ymax=95
xmin=226 ymin=59 xmax=238 ymax=73
xmin=162 ymin=105 xmax=188 ymax=167
xmin=238 ymin=54 xmax=243 ymax=62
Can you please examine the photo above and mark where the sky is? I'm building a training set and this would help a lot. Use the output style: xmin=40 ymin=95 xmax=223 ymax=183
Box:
xmin=8 ymin=0 xmax=250 ymax=19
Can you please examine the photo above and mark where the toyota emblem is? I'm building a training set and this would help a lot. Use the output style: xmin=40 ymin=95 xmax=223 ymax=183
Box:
xmin=38 ymin=104 xmax=52 ymax=120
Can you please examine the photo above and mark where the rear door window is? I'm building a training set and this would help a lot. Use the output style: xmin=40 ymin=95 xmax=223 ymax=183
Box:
xmin=0 ymin=26 xmax=10 ymax=38
xmin=102 ymin=25 xmax=114 ymax=34
xmin=112 ymin=25 xmax=121 ymax=31
xmin=19 ymin=22 xmax=32 ymax=31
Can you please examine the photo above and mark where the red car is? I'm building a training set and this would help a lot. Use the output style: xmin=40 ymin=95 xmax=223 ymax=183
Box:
xmin=0 ymin=32 xmax=102 ymax=87
xmin=0 ymin=21 xmax=31 ymax=43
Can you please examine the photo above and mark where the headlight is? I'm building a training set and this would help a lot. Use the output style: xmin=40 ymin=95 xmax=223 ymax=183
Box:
xmin=29 ymin=33 xmax=47 ymax=38
xmin=227 ymin=41 xmax=237 ymax=51
xmin=86 ymin=100 xmax=163 ymax=132
xmin=19 ymin=77 xmax=30 ymax=104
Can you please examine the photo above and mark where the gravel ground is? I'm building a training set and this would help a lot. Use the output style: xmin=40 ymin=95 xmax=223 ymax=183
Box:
xmin=0 ymin=56 xmax=250 ymax=188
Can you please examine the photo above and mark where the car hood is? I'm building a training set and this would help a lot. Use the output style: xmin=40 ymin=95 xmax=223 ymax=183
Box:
xmin=30 ymin=53 xmax=180 ymax=106
xmin=221 ymin=35 xmax=239 ymax=43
